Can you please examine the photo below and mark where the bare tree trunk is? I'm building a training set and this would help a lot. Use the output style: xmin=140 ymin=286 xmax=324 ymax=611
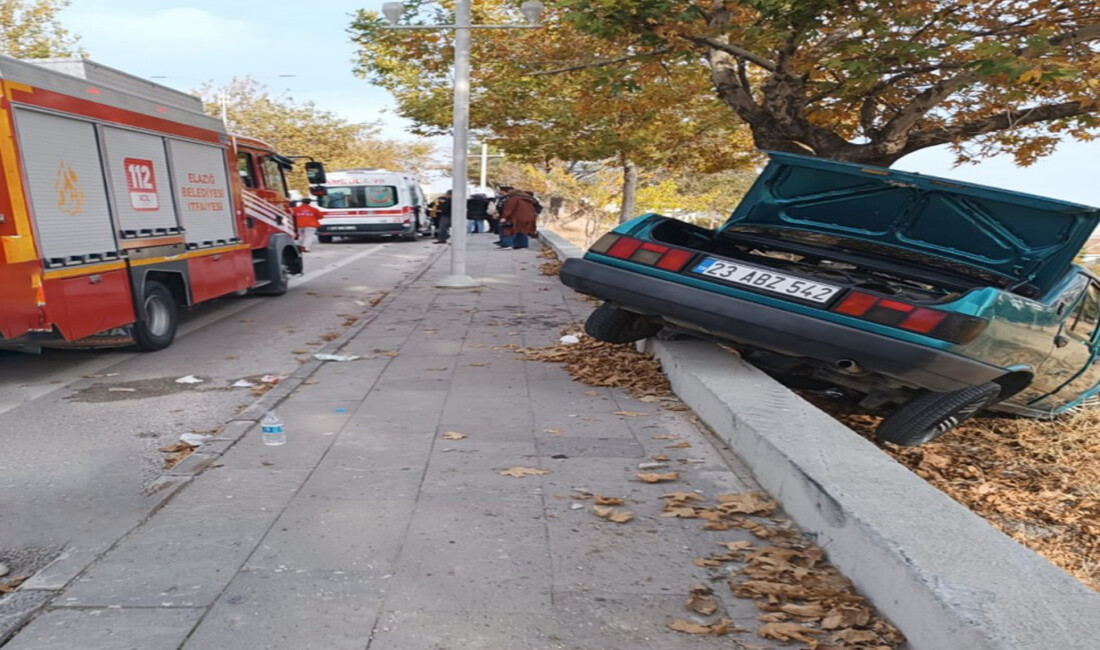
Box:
xmin=618 ymin=158 xmax=637 ymax=224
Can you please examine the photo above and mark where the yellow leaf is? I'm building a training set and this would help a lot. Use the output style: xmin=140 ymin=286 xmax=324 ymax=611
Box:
xmin=637 ymin=471 xmax=679 ymax=483
xmin=499 ymin=467 xmax=548 ymax=478
xmin=757 ymin=622 xmax=823 ymax=643
xmin=442 ymin=431 xmax=467 ymax=440
xmin=594 ymin=496 xmax=624 ymax=505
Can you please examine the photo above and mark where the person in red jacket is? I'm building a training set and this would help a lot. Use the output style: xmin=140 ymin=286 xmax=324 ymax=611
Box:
xmin=292 ymin=198 xmax=323 ymax=252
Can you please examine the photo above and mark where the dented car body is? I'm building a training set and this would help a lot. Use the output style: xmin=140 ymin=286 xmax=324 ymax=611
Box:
xmin=561 ymin=152 xmax=1100 ymax=445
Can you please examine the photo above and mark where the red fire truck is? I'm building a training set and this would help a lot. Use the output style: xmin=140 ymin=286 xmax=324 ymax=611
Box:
xmin=0 ymin=56 xmax=307 ymax=352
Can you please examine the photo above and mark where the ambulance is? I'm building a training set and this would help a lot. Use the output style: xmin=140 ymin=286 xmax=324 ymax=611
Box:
xmin=314 ymin=169 xmax=430 ymax=242
xmin=0 ymin=56 xmax=306 ymax=352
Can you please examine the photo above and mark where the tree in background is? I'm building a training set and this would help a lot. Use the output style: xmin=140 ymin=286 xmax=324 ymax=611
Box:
xmin=197 ymin=78 xmax=437 ymax=192
xmin=350 ymin=0 xmax=757 ymax=223
xmin=557 ymin=0 xmax=1099 ymax=167
xmin=0 ymin=0 xmax=83 ymax=58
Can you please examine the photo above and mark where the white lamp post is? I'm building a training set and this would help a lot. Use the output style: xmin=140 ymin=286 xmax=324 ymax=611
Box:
xmin=382 ymin=1 xmax=543 ymax=288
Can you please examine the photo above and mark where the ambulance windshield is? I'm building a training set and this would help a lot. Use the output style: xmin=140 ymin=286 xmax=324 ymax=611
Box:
xmin=319 ymin=185 xmax=398 ymax=209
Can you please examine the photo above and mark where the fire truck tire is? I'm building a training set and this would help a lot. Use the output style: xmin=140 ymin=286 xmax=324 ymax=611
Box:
xmin=262 ymin=253 xmax=291 ymax=296
xmin=318 ymin=234 xmax=333 ymax=243
xmin=133 ymin=281 xmax=178 ymax=351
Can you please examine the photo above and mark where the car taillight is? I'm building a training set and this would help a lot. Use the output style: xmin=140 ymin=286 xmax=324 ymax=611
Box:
xmin=590 ymin=234 xmax=696 ymax=273
xmin=832 ymin=290 xmax=986 ymax=344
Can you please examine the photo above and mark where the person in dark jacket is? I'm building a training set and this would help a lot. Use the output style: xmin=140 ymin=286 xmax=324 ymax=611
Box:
xmin=492 ymin=186 xmax=513 ymax=245
xmin=499 ymin=189 xmax=538 ymax=250
xmin=467 ymin=193 xmax=490 ymax=234
xmin=433 ymin=190 xmax=453 ymax=244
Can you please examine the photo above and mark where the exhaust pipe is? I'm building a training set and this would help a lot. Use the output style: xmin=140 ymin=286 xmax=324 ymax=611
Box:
xmin=834 ymin=359 xmax=863 ymax=374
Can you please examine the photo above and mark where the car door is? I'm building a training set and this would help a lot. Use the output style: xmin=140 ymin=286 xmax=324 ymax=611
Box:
xmin=1029 ymin=281 xmax=1100 ymax=409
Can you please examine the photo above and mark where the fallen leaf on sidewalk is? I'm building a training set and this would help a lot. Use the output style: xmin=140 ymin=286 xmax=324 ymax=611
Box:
xmin=442 ymin=431 xmax=467 ymax=440
xmin=637 ymin=471 xmax=679 ymax=483
xmin=608 ymin=511 xmax=634 ymax=523
xmin=468 ymin=362 xmax=490 ymax=367
xmin=614 ymin=410 xmax=654 ymax=417
xmin=661 ymin=491 xmax=704 ymax=504
xmin=544 ymin=427 xmax=561 ymax=434
xmin=584 ymin=390 xmax=600 ymax=396
xmin=594 ymin=496 xmax=623 ymax=506
xmin=424 ymin=329 xmax=438 ymax=334
xmin=0 ymin=576 xmax=29 ymax=593
xmin=667 ymin=618 xmax=735 ymax=636
xmin=716 ymin=492 xmax=777 ymax=515
xmin=686 ymin=584 xmax=719 ymax=615
xmin=500 ymin=467 xmax=548 ymax=478
xmin=665 ymin=441 xmax=692 ymax=449
xmin=383 ymin=351 xmax=400 ymax=357
xmin=426 ymin=367 xmax=449 ymax=371
xmin=639 ymin=395 xmax=661 ymax=403
xmin=758 ymin=622 xmax=823 ymax=644
xmin=652 ymin=454 xmax=670 ymax=461
xmin=592 ymin=506 xmax=634 ymax=523
xmin=651 ymin=434 xmax=676 ymax=440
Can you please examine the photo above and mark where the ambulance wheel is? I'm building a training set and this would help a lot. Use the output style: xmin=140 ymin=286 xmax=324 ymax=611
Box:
xmin=133 ymin=281 xmax=177 ymax=352
xmin=318 ymin=234 xmax=333 ymax=243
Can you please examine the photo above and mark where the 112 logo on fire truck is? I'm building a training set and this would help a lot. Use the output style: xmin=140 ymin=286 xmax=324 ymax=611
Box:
xmin=123 ymin=157 xmax=159 ymax=211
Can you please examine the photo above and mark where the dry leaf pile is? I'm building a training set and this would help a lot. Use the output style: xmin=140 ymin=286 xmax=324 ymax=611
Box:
xmin=539 ymin=259 xmax=563 ymax=277
xmin=0 ymin=575 xmax=28 ymax=593
xmin=665 ymin=490 xmax=904 ymax=648
xmin=802 ymin=392 xmax=1100 ymax=592
xmin=518 ymin=333 xmax=672 ymax=399
xmin=159 ymin=441 xmax=196 ymax=469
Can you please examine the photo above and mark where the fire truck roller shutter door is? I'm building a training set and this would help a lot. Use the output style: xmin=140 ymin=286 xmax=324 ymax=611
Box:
xmin=167 ymin=139 xmax=237 ymax=249
xmin=13 ymin=109 xmax=118 ymax=266
xmin=101 ymin=127 xmax=181 ymax=238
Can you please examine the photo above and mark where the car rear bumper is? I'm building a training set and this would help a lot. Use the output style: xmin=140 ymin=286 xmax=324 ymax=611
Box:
xmin=319 ymin=222 xmax=412 ymax=235
xmin=560 ymin=257 xmax=1005 ymax=392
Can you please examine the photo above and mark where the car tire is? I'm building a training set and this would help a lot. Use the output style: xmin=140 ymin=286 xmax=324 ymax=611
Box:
xmin=585 ymin=303 xmax=662 ymax=344
xmin=318 ymin=234 xmax=333 ymax=243
xmin=133 ymin=281 xmax=177 ymax=351
xmin=875 ymin=382 xmax=1002 ymax=446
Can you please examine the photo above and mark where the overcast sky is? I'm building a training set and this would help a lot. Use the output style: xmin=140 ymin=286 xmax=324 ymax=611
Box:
xmin=60 ymin=1 xmax=1099 ymax=207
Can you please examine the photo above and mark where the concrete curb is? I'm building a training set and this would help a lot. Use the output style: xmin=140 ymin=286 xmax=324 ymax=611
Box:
xmin=544 ymin=226 xmax=1100 ymax=649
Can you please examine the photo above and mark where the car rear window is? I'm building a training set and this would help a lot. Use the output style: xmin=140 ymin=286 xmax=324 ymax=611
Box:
xmin=319 ymin=185 xmax=398 ymax=209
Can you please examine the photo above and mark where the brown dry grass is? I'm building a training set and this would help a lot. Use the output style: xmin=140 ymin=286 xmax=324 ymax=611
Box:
xmin=803 ymin=393 xmax=1100 ymax=591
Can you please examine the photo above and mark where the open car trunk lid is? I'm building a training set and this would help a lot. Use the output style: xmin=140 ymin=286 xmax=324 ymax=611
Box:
xmin=717 ymin=152 xmax=1100 ymax=296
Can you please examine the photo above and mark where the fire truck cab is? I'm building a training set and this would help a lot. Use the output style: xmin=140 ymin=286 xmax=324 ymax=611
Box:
xmin=0 ymin=56 xmax=302 ymax=352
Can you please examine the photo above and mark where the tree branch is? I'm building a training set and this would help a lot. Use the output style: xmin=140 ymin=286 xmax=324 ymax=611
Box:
xmin=681 ymin=35 xmax=777 ymax=71
xmin=525 ymin=46 xmax=673 ymax=77
xmin=904 ymin=100 xmax=1098 ymax=152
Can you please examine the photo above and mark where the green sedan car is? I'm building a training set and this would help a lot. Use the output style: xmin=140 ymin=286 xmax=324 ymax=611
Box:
xmin=561 ymin=152 xmax=1100 ymax=446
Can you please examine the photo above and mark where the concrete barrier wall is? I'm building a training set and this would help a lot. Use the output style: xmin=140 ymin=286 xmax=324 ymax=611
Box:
xmin=542 ymin=227 xmax=1100 ymax=650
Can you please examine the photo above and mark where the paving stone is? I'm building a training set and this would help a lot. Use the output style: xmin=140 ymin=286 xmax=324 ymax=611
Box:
xmin=4 ymin=607 xmax=203 ymax=650
xmin=182 ymin=569 xmax=383 ymax=650
xmin=368 ymin=610 xmax=562 ymax=650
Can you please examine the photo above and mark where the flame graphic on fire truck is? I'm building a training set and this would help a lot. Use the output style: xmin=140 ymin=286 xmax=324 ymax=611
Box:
xmin=54 ymin=160 xmax=85 ymax=216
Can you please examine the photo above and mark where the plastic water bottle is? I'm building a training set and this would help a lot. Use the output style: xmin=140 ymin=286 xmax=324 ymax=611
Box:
xmin=261 ymin=411 xmax=286 ymax=446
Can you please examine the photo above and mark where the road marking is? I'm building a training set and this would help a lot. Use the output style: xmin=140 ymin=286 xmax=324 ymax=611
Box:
xmin=0 ymin=245 xmax=393 ymax=415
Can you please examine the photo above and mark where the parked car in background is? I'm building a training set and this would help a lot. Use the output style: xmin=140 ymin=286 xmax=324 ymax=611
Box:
xmin=561 ymin=152 xmax=1100 ymax=446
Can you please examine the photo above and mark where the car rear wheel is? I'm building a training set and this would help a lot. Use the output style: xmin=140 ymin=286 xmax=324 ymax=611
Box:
xmin=585 ymin=303 xmax=662 ymax=344
xmin=875 ymin=382 xmax=1002 ymax=446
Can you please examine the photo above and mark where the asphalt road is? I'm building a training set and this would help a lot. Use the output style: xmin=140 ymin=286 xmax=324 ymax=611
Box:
xmin=0 ymin=237 xmax=438 ymax=582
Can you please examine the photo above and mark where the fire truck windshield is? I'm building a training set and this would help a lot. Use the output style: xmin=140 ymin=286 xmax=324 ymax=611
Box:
xmin=319 ymin=185 xmax=398 ymax=209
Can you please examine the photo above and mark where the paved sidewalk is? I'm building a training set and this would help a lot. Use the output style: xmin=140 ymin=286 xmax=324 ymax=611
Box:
xmin=7 ymin=236 xmax=770 ymax=650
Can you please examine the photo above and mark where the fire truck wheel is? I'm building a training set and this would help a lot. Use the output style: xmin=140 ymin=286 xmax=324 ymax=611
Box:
xmin=318 ymin=234 xmax=333 ymax=243
xmin=133 ymin=281 xmax=178 ymax=351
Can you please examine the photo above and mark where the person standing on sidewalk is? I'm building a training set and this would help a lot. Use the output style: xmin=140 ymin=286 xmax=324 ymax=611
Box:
xmin=433 ymin=190 xmax=453 ymax=244
xmin=292 ymin=198 xmax=323 ymax=252
xmin=500 ymin=189 xmax=538 ymax=250
xmin=467 ymin=193 xmax=490 ymax=234
xmin=492 ymin=186 xmax=513 ymax=246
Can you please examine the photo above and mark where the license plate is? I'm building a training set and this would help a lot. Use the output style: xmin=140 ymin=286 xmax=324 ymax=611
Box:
xmin=691 ymin=257 xmax=840 ymax=303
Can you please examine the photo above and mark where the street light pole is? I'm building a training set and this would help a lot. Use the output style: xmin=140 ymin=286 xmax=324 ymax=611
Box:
xmin=381 ymin=1 xmax=544 ymax=289
xmin=438 ymin=0 xmax=475 ymax=288
xmin=480 ymin=142 xmax=488 ymax=190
